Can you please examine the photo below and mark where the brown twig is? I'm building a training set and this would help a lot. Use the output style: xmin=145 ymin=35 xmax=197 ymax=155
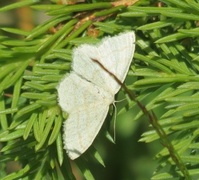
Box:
xmin=92 ymin=58 xmax=191 ymax=179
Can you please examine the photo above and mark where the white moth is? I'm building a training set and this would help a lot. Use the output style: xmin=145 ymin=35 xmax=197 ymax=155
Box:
xmin=57 ymin=31 xmax=136 ymax=160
